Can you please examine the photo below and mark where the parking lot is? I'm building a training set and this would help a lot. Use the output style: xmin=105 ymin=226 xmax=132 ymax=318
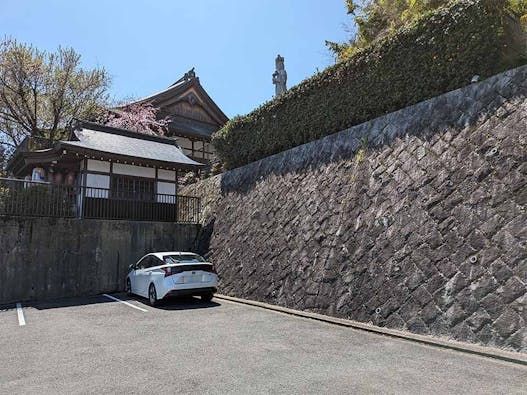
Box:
xmin=1 ymin=294 xmax=526 ymax=394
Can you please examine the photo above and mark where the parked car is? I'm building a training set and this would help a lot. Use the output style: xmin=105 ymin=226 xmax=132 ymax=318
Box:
xmin=125 ymin=252 xmax=218 ymax=306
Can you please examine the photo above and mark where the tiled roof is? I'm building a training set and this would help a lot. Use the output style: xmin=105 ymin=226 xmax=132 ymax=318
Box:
xmin=61 ymin=122 xmax=204 ymax=167
xmin=168 ymin=116 xmax=218 ymax=138
xmin=119 ymin=70 xmax=229 ymax=127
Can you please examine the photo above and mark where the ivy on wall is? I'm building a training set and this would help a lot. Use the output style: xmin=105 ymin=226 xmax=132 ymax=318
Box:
xmin=213 ymin=0 xmax=525 ymax=170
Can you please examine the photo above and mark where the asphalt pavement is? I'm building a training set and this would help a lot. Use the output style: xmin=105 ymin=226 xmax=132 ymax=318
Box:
xmin=0 ymin=294 xmax=525 ymax=394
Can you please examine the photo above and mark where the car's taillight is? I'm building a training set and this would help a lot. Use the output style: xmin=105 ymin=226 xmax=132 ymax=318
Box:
xmin=211 ymin=264 xmax=217 ymax=274
xmin=162 ymin=267 xmax=172 ymax=277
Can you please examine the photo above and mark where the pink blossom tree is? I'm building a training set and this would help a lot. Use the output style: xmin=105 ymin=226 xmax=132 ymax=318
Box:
xmin=105 ymin=102 xmax=169 ymax=135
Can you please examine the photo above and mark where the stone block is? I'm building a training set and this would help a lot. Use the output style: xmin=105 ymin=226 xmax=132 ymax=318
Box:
xmin=494 ymin=309 xmax=522 ymax=338
xmin=467 ymin=308 xmax=492 ymax=332
xmin=498 ymin=277 xmax=526 ymax=304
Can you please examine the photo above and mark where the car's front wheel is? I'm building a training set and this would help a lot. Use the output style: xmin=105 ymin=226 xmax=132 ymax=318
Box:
xmin=125 ymin=278 xmax=132 ymax=296
xmin=148 ymin=284 xmax=158 ymax=306
xmin=201 ymin=293 xmax=214 ymax=302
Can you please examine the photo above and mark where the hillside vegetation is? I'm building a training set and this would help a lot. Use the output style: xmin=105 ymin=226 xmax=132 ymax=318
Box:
xmin=326 ymin=0 xmax=527 ymax=62
xmin=213 ymin=0 xmax=526 ymax=170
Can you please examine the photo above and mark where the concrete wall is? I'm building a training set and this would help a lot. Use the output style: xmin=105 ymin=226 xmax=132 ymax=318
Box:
xmin=183 ymin=66 xmax=527 ymax=352
xmin=0 ymin=218 xmax=199 ymax=304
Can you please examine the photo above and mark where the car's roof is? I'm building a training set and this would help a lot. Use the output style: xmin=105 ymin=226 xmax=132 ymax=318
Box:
xmin=147 ymin=251 xmax=200 ymax=259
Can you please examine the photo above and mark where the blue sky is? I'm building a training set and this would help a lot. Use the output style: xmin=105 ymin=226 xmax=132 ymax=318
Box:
xmin=1 ymin=0 xmax=351 ymax=118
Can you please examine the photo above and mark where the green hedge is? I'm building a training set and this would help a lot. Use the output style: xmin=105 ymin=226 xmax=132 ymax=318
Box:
xmin=213 ymin=0 xmax=525 ymax=170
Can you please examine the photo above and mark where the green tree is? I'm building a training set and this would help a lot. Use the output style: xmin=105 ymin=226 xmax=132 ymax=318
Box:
xmin=0 ymin=38 xmax=110 ymax=152
xmin=327 ymin=0 xmax=527 ymax=62
xmin=510 ymin=0 xmax=527 ymax=24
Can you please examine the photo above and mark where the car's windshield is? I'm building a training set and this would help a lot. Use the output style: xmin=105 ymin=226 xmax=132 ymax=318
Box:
xmin=164 ymin=254 xmax=206 ymax=264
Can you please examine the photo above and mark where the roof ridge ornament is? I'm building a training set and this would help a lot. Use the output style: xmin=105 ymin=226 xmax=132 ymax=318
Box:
xmin=171 ymin=67 xmax=197 ymax=86
xmin=184 ymin=67 xmax=196 ymax=81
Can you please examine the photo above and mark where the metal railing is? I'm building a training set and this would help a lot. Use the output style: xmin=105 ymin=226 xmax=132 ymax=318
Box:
xmin=0 ymin=178 xmax=200 ymax=223
xmin=0 ymin=178 xmax=78 ymax=218
xmin=81 ymin=186 xmax=200 ymax=223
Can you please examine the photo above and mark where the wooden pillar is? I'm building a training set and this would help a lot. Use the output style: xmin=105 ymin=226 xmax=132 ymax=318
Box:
xmin=78 ymin=158 xmax=87 ymax=218
xmin=175 ymin=169 xmax=179 ymax=195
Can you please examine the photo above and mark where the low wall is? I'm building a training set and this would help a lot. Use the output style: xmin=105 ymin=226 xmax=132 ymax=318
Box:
xmin=184 ymin=66 xmax=527 ymax=353
xmin=0 ymin=217 xmax=199 ymax=304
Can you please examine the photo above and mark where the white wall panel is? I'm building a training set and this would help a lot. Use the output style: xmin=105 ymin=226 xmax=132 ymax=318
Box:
xmin=87 ymin=159 xmax=110 ymax=172
xmin=158 ymin=169 xmax=176 ymax=181
xmin=178 ymin=137 xmax=193 ymax=150
xmin=113 ymin=163 xmax=155 ymax=178
xmin=157 ymin=182 xmax=176 ymax=195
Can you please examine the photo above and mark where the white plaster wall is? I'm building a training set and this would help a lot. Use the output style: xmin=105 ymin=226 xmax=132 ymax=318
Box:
xmin=158 ymin=169 xmax=176 ymax=181
xmin=113 ymin=163 xmax=155 ymax=178
xmin=178 ymin=137 xmax=193 ymax=150
xmin=157 ymin=182 xmax=176 ymax=195
xmin=87 ymin=159 xmax=110 ymax=172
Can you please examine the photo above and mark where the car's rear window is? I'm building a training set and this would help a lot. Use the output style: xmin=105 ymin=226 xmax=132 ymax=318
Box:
xmin=164 ymin=254 xmax=206 ymax=264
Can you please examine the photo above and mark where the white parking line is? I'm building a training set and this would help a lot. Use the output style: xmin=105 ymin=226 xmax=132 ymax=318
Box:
xmin=102 ymin=294 xmax=148 ymax=312
xmin=16 ymin=303 xmax=26 ymax=326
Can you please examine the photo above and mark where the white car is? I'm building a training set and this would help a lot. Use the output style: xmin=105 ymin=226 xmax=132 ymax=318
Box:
xmin=125 ymin=252 xmax=218 ymax=306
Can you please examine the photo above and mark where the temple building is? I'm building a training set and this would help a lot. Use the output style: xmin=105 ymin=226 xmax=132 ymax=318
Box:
xmin=4 ymin=121 xmax=203 ymax=221
xmin=121 ymin=68 xmax=229 ymax=164
xmin=1 ymin=68 xmax=225 ymax=222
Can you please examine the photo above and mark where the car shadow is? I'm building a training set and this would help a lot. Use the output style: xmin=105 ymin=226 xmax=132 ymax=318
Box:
xmin=132 ymin=294 xmax=221 ymax=310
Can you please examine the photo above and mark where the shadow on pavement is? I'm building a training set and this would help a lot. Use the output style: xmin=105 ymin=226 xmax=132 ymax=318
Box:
xmin=133 ymin=294 xmax=221 ymax=310
xmin=0 ymin=294 xmax=114 ymax=311
xmin=2 ymin=293 xmax=221 ymax=311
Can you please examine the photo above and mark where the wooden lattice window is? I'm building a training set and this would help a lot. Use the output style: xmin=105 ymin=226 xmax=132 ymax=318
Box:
xmin=111 ymin=175 xmax=155 ymax=201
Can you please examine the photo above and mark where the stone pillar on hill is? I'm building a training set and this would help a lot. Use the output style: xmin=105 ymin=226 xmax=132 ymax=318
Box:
xmin=272 ymin=55 xmax=287 ymax=96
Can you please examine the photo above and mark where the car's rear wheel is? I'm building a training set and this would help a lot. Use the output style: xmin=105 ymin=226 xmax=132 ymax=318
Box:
xmin=125 ymin=278 xmax=132 ymax=296
xmin=201 ymin=293 xmax=214 ymax=302
xmin=148 ymin=284 xmax=158 ymax=306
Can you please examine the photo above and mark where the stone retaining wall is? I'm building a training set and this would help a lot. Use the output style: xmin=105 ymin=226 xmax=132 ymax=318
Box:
xmin=183 ymin=66 xmax=527 ymax=352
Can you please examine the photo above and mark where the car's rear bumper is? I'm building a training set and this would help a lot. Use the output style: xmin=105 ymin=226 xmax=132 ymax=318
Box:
xmin=164 ymin=287 xmax=217 ymax=298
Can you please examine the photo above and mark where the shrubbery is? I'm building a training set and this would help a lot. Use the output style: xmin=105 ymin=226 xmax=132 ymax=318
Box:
xmin=213 ymin=0 xmax=525 ymax=170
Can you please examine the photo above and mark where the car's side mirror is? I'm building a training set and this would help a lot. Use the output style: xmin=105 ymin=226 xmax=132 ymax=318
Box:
xmin=129 ymin=264 xmax=135 ymax=271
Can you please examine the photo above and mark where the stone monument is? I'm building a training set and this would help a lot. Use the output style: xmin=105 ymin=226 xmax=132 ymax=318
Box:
xmin=272 ymin=55 xmax=287 ymax=96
